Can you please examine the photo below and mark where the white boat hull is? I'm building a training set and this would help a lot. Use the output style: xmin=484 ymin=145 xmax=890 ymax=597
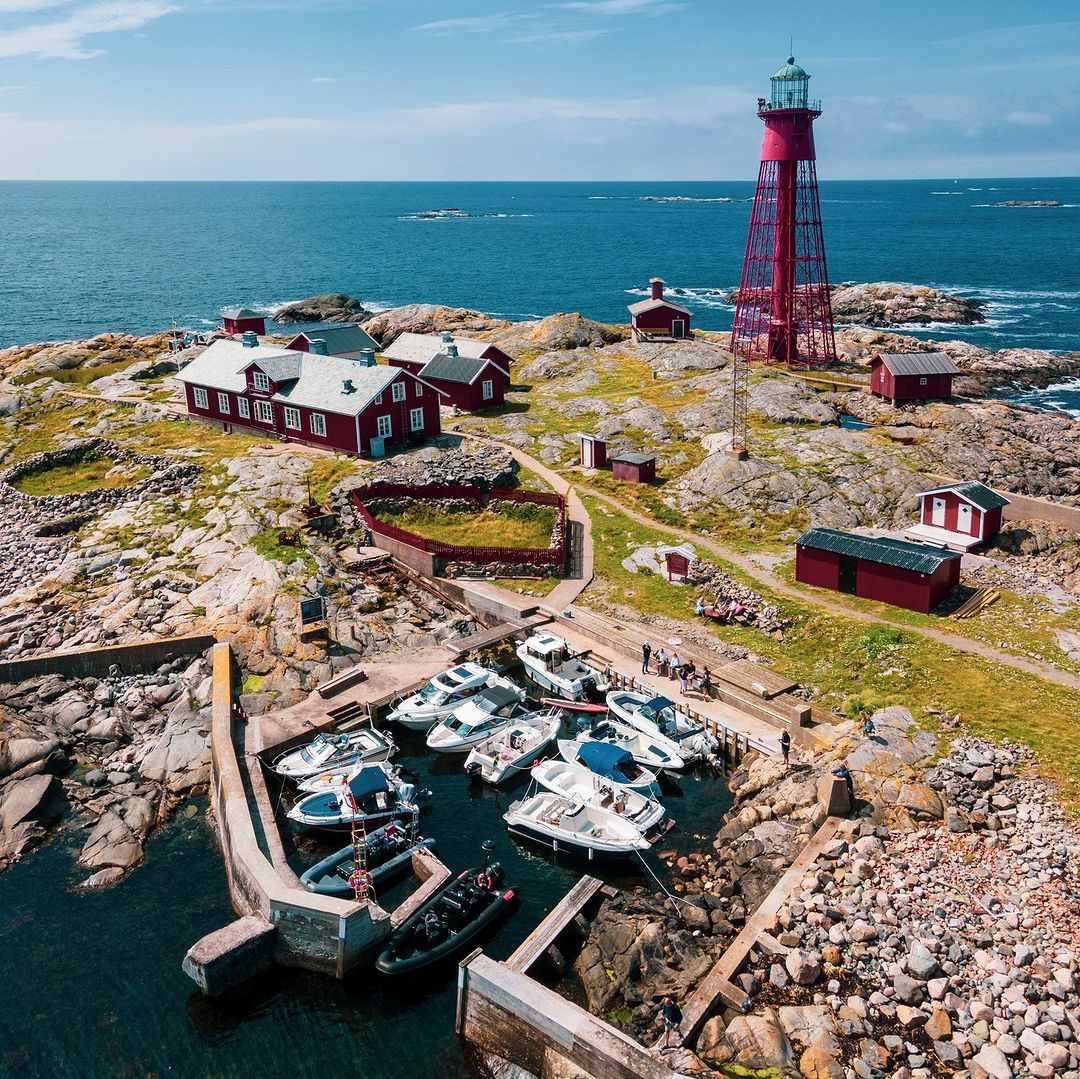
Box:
xmin=606 ymin=690 xmax=719 ymax=763
xmin=504 ymin=792 xmax=650 ymax=858
xmin=532 ymin=759 xmax=667 ymax=833
xmin=464 ymin=712 xmax=562 ymax=785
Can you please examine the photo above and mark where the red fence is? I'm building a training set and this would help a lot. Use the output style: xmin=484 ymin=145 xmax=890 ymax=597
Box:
xmin=351 ymin=483 xmax=567 ymax=569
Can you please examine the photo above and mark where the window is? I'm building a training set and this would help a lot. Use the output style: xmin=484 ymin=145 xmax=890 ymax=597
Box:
xmin=410 ymin=407 xmax=425 ymax=432
xmin=373 ymin=391 xmax=383 ymax=405
xmin=237 ymin=397 xmax=250 ymax=419
xmin=481 ymin=379 xmax=493 ymax=401
xmin=193 ymin=387 xmax=208 ymax=409
xmin=255 ymin=400 xmax=273 ymax=424
xmin=252 ymin=371 xmax=271 ymax=392
xmin=310 ymin=412 xmax=326 ymax=437
xmin=392 ymin=381 xmax=406 ymax=403
xmin=414 ymin=382 xmax=422 ymax=396
xmin=377 ymin=414 xmax=392 ymax=439
xmin=217 ymin=392 xmax=231 ymax=414
xmin=284 ymin=406 xmax=301 ymax=430
xmin=919 ymin=377 xmax=928 ymax=386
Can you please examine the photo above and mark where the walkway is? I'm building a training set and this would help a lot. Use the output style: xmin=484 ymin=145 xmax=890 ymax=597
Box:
xmin=579 ymin=486 xmax=1080 ymax=694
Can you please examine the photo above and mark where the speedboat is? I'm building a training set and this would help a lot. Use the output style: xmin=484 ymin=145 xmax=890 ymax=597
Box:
xmin=375 ymin=864 xmax=517 ymax=976
xmin=463 ymin=708 xmax=563 ymax=785
xmin=386 ymin=662 xmax=504 ymax=731
xmin=504 ymin=791 xmax=651 ymax=859
xmin=270 ymin=728 xmax=396 ymax=780
xmin=299 ymin=822 xmax=438 ymax=897
xmin=286 ymin=763 xmax=418 ymax=832
xmin=556 ymin=738 xmax=661 ymax=797
xmin=606 ymin=690 xmax=720 ymax=763
xmin=532 ymin=756 xmax=669 ymax=835
xmin=425 ymin=684 xmax=530 ymax=754
xmin=570 ymin=718 xmax=687 ymax=771
xmin=515 ymin=632 xmax=605 ymax=701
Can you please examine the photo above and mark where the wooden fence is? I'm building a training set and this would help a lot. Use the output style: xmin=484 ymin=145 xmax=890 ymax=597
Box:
xmin=350 ymin=483 xmax=567 ymax=568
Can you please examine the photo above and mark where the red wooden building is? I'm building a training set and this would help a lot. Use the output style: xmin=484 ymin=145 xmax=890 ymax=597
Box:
xmin=175 ymin=338 xmax=441 ymax=456
xmin=795 ymin=527 xmax=961 ymax=614
xmin=383 ymin=331 xmax=512 ymax=381
xmin=578 ymin=434 xmax=607 ymax=469
xmin=627 ymin=279 xmax=692 ymax=342
xmin=610 ymin=452 xmax=657 ymax=484
xmin=411 ymin=350 xmax=506 ymax=411
xmin=904 ymin=480 xmax=1009 ymax=550
xmin=286 ymin=324 xmax=381 ymax=358
xmin=222 ymin=307 xmax=266 ymax=336
xmin=868 ymin=352 xmax=958 ymax=405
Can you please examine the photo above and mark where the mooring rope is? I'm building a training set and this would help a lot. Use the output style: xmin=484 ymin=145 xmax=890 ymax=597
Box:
xmin=634 ymin=850 xmax=696 ymax=915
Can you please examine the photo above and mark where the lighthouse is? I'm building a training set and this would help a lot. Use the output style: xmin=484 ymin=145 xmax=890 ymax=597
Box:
xmin=729 ymin=56 xmax=836 ymax=367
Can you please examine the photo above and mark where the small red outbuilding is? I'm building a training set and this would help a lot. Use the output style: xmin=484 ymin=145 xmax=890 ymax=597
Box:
xmin=868 ymin=351 xmax=958 ymax=405
xmin=222 ymin=307 xmax=266 ymax=336
xmin=905 ymin=480 xmax=1010 ymax=550
xmin=610 ymin=452 xmax=657 ymax=484
xmin=628 ymin=279 xmax=692 ymax=342
xmin=795 ymin=527 xmax=961 ymax=614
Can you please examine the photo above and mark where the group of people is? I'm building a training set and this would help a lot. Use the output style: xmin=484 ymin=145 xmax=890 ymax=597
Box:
xmin=694 ymin=593 xmax=750 ymax=624
xmin=641 ymin=641 xmax=712 ymax=698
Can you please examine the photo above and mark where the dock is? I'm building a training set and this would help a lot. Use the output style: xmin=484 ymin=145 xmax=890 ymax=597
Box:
xmin=507 ymin=875 xmax=608 ymax=974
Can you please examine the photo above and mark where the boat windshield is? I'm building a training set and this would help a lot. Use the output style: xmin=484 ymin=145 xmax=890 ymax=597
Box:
xmin=299 ymin=738 xmax=337 ymax=766
xmin=419 ymin=681 xmax=451 ymax=705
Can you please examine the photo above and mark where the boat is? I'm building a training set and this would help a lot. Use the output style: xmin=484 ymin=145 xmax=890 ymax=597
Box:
xmin=565 ymin=717 xmax=688 ymax=772
xmin=531 ymin=756 xmax=669 ymax=836
xmin=556 ymin=738 xmax=661 ymax=797
xmin=386 ymin=662 xmax=508 ymax=731
xmin=540 ymin=696 xmax=608 ymax=714
xmin=375 ymin=864 xmax=517 ymax=976
xmin=425 ymin=684 xmax=531 ymax=754
xmin=270 ymin=728 xmax=396 ymax=780
xmin=463 ymin=708 xmax=563 ymax=785
xmin=606 ymin=691 xmax=720 ymax=763
xmin=515 ymin=632 xmax=605 ymax=701
xmin=504 ymin=791 xmax=651 ymax=859
xmin=299 ymin=822 xmax=438 ymax=897
xmin=286 ymin=763 xmax=418 ymax=832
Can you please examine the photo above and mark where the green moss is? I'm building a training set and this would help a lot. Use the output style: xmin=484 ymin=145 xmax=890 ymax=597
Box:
xmin=716 ymin=1064 xmax=781 ymax=1079
xmin=242 ymin=674 xmax=266 ymax=693
xmin=605 ymin=1006 xmax=634 ymax=1028
xmin=251 ymin=527 xmax=316 ymax=571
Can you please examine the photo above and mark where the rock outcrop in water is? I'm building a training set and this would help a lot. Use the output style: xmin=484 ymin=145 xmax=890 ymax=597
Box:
xmin=271 ymin=293 xmax=372 ymax=324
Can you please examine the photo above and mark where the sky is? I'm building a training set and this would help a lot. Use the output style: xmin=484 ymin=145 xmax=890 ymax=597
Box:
xmin=0 ymin=0 xmax=1077 ymax=180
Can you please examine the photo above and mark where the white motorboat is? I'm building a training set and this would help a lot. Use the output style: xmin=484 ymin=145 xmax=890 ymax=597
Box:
xmin=606 ymin=691 xmax=720 ymax=763
xmin=570 ymin=717 xmax=687 ymax=771
xmin=515 ymin=632 xmax=605 ymax=701
xmin=463 ymin=708 xmax=563 ymax=785
xmin=386 ymin=662 xmax=504 ymax=731
xmin=531 ymin=757 xmax=668 ymax=834
xmin=286 ymin=763 xmax=418 ymax=832
xmin=270 ymin=728 xmax=396 ymax=781
xmin=504 ymin=791 xmax=650 ymax=859
xmin=556 ymin=738 xmax=661 ymax=797
xmin=426 ymin=684 xmax=531 ymax=754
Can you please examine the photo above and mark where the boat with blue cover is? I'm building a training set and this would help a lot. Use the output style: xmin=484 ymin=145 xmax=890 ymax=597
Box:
xmin=606 ymin=691 xmax=720 ymax=763
xmin=285 ymin=763 xmax=418 ymax=832
xmin=555 ymin=739 xmax=662 ymax=797
xmin=299 ymin=822 xmax=437 ymax=897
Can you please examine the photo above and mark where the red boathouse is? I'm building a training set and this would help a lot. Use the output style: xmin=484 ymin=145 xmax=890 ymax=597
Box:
xmin=868 ymin=352 xmax=958 ymax=405
xmin=628 ymin=279 xmax=692 ymax=342
xmin=905 ymin=480 xmax=1009 ymax=550
xmin=222 ymin=307 xmax=266 ymax=336
xmin=795 ymin=527 xmax=961 ymax=614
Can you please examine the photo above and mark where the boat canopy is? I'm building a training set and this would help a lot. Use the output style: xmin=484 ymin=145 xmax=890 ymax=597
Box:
xmin=642 ymin=696 xmax=675 ymax=715
xmin=578 ymin=741 xmax=633 ymax=774
xmin=476 ymin=685 xmax=520 ymax=711
xmin=347 ymin=767 xmax=390 ymax=801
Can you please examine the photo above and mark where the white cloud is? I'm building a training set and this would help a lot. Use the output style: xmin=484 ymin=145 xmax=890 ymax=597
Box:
xmin=412 ymin=13 xmax=534 ymax=35
xmin=0 ymin=1 xmax=176 ymax=60
xmin=556 ymin=0 xmax=684 ymax=13
xmin=1005 ymin=110 xmax=1052 ymax=126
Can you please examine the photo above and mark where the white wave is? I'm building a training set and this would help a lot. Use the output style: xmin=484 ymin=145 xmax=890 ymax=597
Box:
xmin=638 ymin=196 xmax=749 ymax=203
xmin=931 ymin=191 xmax=964 ymax=195
xmin=623 ymin=284 xmax=736 ymax=309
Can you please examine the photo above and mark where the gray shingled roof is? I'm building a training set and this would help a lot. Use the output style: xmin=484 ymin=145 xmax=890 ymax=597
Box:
xmin=293 ymin=324 xmax=380 ymax=354
xmin=796 ymin=527 xmax=961 ymax=574
xmin=222 ymin=307 xmax=261 ymax=320
xmin=243 ymin=352 xmax=302 ymax=382
xmin=383 ymin=332 xmax=493 ymax=366
xmin=921 ymin=480 xmax=1010 ymax=512
xmin=272 ymin=354 xmax=402 ymax=416
xmin=420 ymin=352 xmax=492 ymax=384
xmin=874 ymin=352 xmax=959 ymax=377
xmin=176 ymin=340 xmax=297 ymax=393
xmin=610 ymin=452 xmax=656 ymax=466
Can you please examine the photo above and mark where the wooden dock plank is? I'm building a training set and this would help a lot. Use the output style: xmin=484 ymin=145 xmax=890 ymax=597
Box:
xmin=715 ymin=659 xmax=797 ymax=699
xmin=507 ymin=875 xmax=605 ymax=973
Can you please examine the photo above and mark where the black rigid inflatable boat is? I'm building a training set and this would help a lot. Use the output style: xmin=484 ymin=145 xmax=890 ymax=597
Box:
xmin=374 ymin=863 xmax=517 ymax=976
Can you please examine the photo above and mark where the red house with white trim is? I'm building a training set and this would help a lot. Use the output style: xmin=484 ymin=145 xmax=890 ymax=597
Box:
xmin=408 ymin=350 xmax=506 ymax=411
xmin=868 ymin=352 xmax=958 ymax=405
xmin=222 ymin=307 xmax=266 ymax=336
xmin=285 ymin=324 xmax=381 ymax=358
xmin=904 ymin=480 xmax=1010 ymax=550
xmin=628 ymin=279 xmax=692 ymax=342
xmin=383 ymin=331 xmax=512 ymax=381
xmin=175 ymin=337 xmax=442 ymax=456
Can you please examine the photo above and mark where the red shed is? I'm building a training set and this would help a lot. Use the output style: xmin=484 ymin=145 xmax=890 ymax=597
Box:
xmin=795 ymin=527 xmax=961 ymax=614
xmin=610 ymin=452 xmax=657 ymax=484
xmin=905 ymin=480 xmax=1010 ymax=550
xmin=579 ymin=434 xmax=607 ymax=469
xmin=414 ymin=351 xmax=505 ymax=411
xmin=868 ymin=352 xmax=958 ymax=405
xmin=628 ymin=278 xmax=692 ymax=342
xmin=222 ymin=307 xmax=266 ymax=336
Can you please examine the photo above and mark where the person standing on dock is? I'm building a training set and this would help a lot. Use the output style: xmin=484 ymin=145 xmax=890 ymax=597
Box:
xmin=660 ymin=995 xmax=683 ymax=1048
xmin=780 ymin=729 xmax=791 ymax=768
xmin=642 ymin=640 xmax=652 ymax=674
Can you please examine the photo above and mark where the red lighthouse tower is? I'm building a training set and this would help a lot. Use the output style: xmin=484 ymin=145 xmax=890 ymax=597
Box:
xmin=730 ymin=56 xmax=836 ymax=368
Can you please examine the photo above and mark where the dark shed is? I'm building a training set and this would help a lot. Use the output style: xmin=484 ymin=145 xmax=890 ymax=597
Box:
xmin=610 ymin=452 xmax=657 ymax=484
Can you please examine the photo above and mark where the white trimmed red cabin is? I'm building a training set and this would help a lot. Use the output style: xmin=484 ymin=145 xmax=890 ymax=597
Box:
xmin=904 ymin=480 xmax=1010 ymax=551
xmin=627 ymin=279 xmax=692 ymax=342
xmin=868 ymin=352 xmax=958 ymax=405
xmin=578 ymin=434 xmax=607 ymax=469
xmin=285 ymin=324 xmax=381 ymax=359
xmin=222 ymin=307 xmax=266 ymax=336
xmin=383 ymin=331 xmax=512 ymax=381
xmin=175 ymin=334 xmax=443 ymax=457
xmin=407 ymin=348 xmax=506 ymax=412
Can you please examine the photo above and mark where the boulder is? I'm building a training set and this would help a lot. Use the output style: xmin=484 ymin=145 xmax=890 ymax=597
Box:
xmin=78 ymin=793 xmax=157 ymax=870
xmin=972 ymin=1045 xmax=1013 ymax=1079
xmin=778 ymin=1005 xmax=841 ymax=1056
xmin=271 ymin=293 xmax=371 ymax=324
xmin=786 ymin=949 xmax=822 ymax=986
xmin=0 ymin=773 xmax=67 ymax=833
xmin=723 ymin=1009 xmax=795 ymax=1070
xmin=364 ymin=303 xmax=510 ymax=343
xmin=905 ymin=940 xmax=941 ymax=980
xmin=800 ymin=1046 xmax=846 ymax=1079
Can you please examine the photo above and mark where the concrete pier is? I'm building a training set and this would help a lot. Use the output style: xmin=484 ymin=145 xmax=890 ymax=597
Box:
xmin=182 ymin=915 xmax=276 ymax=996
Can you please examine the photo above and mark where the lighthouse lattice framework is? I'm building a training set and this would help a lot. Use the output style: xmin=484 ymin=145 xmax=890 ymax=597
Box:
xmin=730 ymin=56 xmax=837 ymax=376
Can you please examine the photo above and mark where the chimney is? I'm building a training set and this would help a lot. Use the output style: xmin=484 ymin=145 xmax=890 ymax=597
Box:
xmin=446 ymin=344 xmax=458 ymax=358
xmin=241 ymin=331 xmax=259 ymax=348
xmin=358 ymin=348 xmax=376 ymax=367
xmin=309 ymin=338 xmax=328 ymax=355
xmin=342 ymin=378 xmax=355 ymax=394
xmin=441 ymin=330 xmax=453 ymax=344
xmin=650 ymin=277 xmax=664 ymax=301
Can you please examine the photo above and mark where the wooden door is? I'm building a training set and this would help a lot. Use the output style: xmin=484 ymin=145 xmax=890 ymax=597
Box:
xmin=838 ymin=555 xmax=857 ymax=594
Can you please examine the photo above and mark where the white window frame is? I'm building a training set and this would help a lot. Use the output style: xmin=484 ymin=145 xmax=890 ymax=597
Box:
xmin=310 ymin=412 xmax=326 ymax=437
xmin=374 ymin=391 xmax=383 ymax=405
xmin=255 ymin=400 xmax=274 ymax=424
xmin=193 ymin=387 xmax=208 ymax=410
xmin=481 ymin=379 xmax=493 ymax=401
xmin=392 ymin=381 xmax=406 ymax=403
xmin=237 ymin=397 xmax=250 ymax=419
xmin=409 ymin=407 xmax=424 ymax=432
xmin=414 ymin=382 xmax=422 ymax=396
xmin=377 ymin=414 xmax=392 ymax=439
xmin=283 ymin=406 xmax=301 ymax=431
xmin=252 ymin=371 xmax=271 ymax=392
xmin=919 ymin=377 xmax=928 ymax=386
xmin=217 ymin=392 xmax=230 ymax=414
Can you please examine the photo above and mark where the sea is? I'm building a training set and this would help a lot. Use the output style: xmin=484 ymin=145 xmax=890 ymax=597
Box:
xmin=0 ymin=178 xmax=1077 ymax=415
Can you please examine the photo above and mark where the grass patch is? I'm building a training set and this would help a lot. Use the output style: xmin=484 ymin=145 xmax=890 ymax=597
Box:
xmin=373 ymin=500 xmax=558 ymax=550
xmin=115 ymin=414 xmax=270 ymax=465
xmin=14 ymin=359 xmax=143 ymax=388
xmin=605 ymin=1006 xmax=634 ymax=1028
xmin=492 ymin=575 xmax=562 ymax=597
xmin=251 ymin=527 xmax=316 ymax=571
xmin=307 ymin=455 xmax=363 ymax=505
xmin=12 ymin=454 xmax=151 ymax=497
